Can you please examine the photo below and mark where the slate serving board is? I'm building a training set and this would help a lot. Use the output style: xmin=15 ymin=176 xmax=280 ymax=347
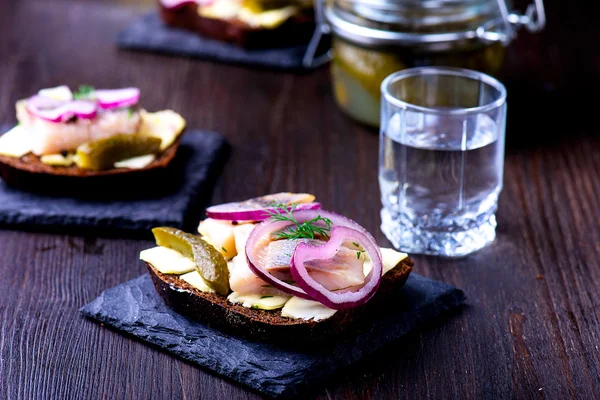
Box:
xmin=117 ymin=13 xmax=330 ymax=71
xmin=0 ymin=125 xmax=228 ymax=236
xmin=81 ymin=273 xmax=466 ymax=398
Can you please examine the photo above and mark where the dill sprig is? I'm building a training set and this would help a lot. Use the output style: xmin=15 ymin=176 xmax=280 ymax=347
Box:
xmin=73 ymin=85 xmax=95 ymax=100
xmin=266 ymin=203 xmax=332 ymax=240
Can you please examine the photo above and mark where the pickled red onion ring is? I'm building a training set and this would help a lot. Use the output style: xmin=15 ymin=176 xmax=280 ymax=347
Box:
xmin=290 ymin=226 xmax=382 ymax=310
xmin=207 ymin=202 xmax=321 ymax=222
xmin=245 ymin=209 xmax=382 ymax=308
xmin=26 ymin=96 xmax=97 ymax=123
xmin=207 ymin=193 xmax=321 ymax=221
xmin=95 ymin=88 xmax=140 ymax=110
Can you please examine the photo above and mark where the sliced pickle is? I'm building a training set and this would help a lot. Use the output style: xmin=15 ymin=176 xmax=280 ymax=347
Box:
xmin=152 ymin=227 xmax=230 ymax=295
xmin=152 ymin=227 xmax=196 ymax=258
xmin=75 ymin=134 xmax=161 ymax=171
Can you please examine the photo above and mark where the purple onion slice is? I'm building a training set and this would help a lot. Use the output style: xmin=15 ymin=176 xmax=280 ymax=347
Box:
xmin=206 ymin=193 xmax=320 ymax=221
xmin=245 ymin=209 xmax=382 ymax=308
xmin=26 ymin=95 xmax=97 ymax=123
xmin=291 ymin=226 xmax=382 ymax=310
xmin=95 ymin=88 xmax=140 ymax=110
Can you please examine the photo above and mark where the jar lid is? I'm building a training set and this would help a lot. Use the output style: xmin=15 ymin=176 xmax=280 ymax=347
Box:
xmin=322 ymin=0 xmax=546 ymax=51
xmin=348 ymin=0 xmax=498 ymax=29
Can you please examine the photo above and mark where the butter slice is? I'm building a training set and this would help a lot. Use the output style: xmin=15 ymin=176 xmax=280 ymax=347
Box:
xmin=114 ymin=154 xmax=156 ymax=169
xmin=363 ymin=247 xmax=409 ymax=276
xmin=198 ymin=0 xmax=298 ymax=29
xmin=0 ymin=125 xmax=32 ymax=158
xmin=198 ymin=218 xmax=237 ymax=260
xmin=40 ymin=153 xmax=74 ymax=167
xmin=281 ymin=297 xmax=337 ymax=321
xmin=180 ymin=270 xmax=215 ymax=293
xmin=198 ymin=0 xmax=238 ymax=20
xmin=228 ymin=292 xmax=290 ymax=310
xmin=138 ymin=110 xmax=186 ymax=151
xmin=238 ymin=6 xmax=298 ymax=29
xmin=381 ymin=247 xmax=408 ymax=275
xmin=140 ymin=246 xmax=196 ymax=275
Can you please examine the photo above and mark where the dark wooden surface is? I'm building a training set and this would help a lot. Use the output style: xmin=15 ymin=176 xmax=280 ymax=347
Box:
xmin=1 ymin=0 xmax=599 ymax=399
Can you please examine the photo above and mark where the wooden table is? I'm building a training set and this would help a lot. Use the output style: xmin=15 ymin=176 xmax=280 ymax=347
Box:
xmin=1 ymin=0 xmax=599 ymax=398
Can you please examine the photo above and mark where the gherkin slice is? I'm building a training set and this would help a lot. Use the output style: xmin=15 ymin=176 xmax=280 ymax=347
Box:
xmin=152 ymin=227 xmax=230 ymax=295
xmin=152 ymin=227 xmax=195 ymax=258
xmin=75 ymin=134 xmax=161 ymax=171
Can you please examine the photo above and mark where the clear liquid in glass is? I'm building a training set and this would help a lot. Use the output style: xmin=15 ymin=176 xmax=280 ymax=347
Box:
xmin=379 ymin=111 xmax=505 ymax=257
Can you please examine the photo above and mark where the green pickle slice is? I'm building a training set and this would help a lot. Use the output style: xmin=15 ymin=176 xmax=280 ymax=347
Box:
xmin=152 ymin=227 xmax=230 ymax=295
xmin=75 ymin=134 xmax=161 ymax=171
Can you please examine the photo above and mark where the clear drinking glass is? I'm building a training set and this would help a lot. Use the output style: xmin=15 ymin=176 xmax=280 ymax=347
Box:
xmin=379 ymin=67 xmax=507 ymax=257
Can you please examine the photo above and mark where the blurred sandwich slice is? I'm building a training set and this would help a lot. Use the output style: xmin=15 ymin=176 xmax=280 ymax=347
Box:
xmin=159 ymin=0 xmax=316 ymax=48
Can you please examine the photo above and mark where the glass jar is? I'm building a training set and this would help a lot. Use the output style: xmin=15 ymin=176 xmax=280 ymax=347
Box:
xmin=304 ymin=0 xmax=545 ymax=127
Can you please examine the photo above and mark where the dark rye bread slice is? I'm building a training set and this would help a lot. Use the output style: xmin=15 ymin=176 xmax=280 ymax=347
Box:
xmin=159 ymin=3 xmax=315 ymax=48
xmin=146 ymin=256 xmax=413 ymax=347
xmin=0 ymin=137 xmax=182 ymax=194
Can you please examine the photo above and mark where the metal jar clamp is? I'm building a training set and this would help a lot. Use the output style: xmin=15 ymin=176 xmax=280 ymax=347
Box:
xmin=303 ymin=0 xmax=546 ymax=68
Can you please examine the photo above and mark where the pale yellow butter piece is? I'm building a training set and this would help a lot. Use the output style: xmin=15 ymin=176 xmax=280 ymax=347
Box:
xmin=0 ymin=125 xmax=32 ymax=158
xmin=228 ymin=292 xmax=290 ymax=310
xmin=40 ymin=153 xmax=74 ymax=167
xmin=381 ymin=247 xmax=408 ymax=275
xmin=281 ymin=296 xmax=337 ymax=321
xmin=238 ymin=6 xmax=298 ymax=28
xmin=114 ymin=154 xmax=156 ymax=169
xmin=198 ymin=0 xmax=239 ymax=20
xmin=139 ymin=246 xmax=196 ymax=275
xmin=138 ymin=109 xmax=186 ymax=151
xmin=198 ymin=0 xmax=297 ymax=29
xmin=363 ymin=247 xmax=409 ymax=276
xmin=198 ymin=218 xmax=237 ymax=260
xmin=180 ymin=270 xmax=215 ymax=293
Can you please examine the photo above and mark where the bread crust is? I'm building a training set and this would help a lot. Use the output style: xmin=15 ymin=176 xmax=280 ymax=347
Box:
xmin=147 ymin=257 xmax=414 ymax=346
xmin=0 ymin=137 xmax=182 ymax=193
xmin=159 ymin=3 xmax=315 ymax=48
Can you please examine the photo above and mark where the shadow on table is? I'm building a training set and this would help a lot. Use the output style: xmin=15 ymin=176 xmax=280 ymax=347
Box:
xmin=297 ymin=305 xmax=468 ymax=399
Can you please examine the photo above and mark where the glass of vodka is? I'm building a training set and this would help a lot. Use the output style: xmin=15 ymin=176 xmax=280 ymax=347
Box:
xmin=379 ymin=67 xmax=507 ymax=257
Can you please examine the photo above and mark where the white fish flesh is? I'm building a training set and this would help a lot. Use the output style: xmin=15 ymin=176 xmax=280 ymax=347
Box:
xmin=16 ymin=100 xmax=141 ymax=155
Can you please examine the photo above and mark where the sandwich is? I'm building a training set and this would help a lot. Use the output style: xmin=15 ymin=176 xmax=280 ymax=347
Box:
xmin=159 ymin=0 xmax=315 ymax=48
xmin=0 ymin=85 xmax=185 ymax=190
xmin=140 ymin=192 xmax=413 ymax=345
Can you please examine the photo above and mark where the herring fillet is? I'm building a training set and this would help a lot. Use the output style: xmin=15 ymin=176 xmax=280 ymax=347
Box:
xmin=252 ymin=238 xmax=366 ymax=291
xmin=228 ymin=255 xmax=289 ymax=297
xmin=16 ymin=100 xmax=141 ymax=156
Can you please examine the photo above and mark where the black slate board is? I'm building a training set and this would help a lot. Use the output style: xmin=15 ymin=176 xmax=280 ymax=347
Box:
xmin=0 ymin=125 xmax=228 ymax=236
xmin=81 ymin=273 xmax=466 ymax=397
xmin=117 ymin=12 xmax=330 ymax=71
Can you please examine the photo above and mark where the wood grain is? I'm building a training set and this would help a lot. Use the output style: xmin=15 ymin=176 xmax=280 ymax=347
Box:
xmin=1 ymin=0 xmax=599 ymax=399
